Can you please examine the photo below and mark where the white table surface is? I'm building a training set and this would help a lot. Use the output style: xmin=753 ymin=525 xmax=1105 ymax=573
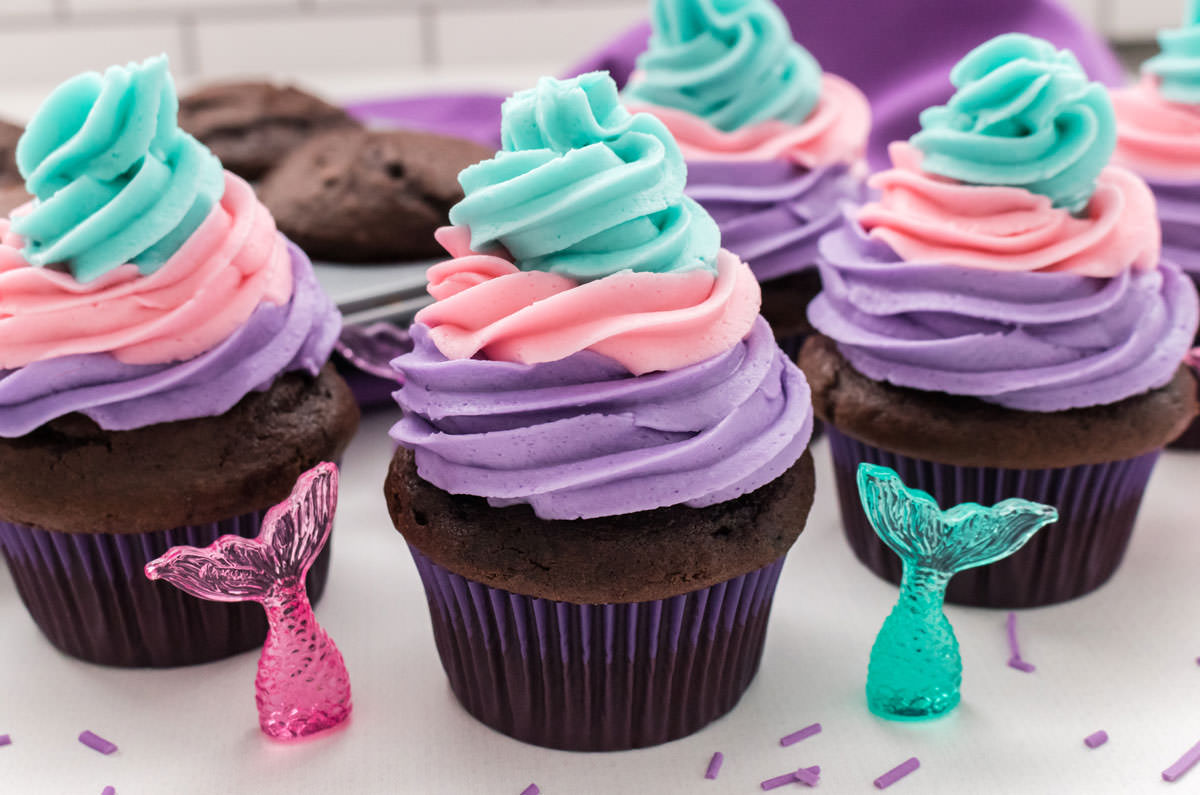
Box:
xmin=2 ymin=409 xmax=1199 ymax=795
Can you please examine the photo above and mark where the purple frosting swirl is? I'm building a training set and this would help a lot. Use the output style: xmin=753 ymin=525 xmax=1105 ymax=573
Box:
xmin=686 ymin=161 xmax=866 ymax=283
xmin=1146 ymin=178 xmax=1200 ymax=278
xmin=809 ymin=218 xmax=1199 ymax=412
xmin=0 ymin=242 xmax=341 ymax=437
xmin=390 ymin=317 xmax=813 ymax=521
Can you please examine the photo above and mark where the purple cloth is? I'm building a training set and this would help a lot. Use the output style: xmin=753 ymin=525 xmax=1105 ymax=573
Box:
xmin=687 ymin=161 xmax=867 ymax=282
xmin=0 ymin=242 xmax=342 ymax=437
xmin=347 ymin=0 xmax=1124 ymax=171
xmin=390 ymin=317 xmax=813 ymax=521
xmin=809 ymin=218 xmax=1199 ymax=412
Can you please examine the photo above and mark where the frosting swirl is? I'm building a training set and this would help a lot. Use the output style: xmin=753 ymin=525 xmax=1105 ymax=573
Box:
xmin=414 ymin=226 xmax=759 ymax=375
xmin=0 ymin=173 xmax=293 ymax=369
xmin=13 ymin=55 xmax=225 ymax=284
xmin=625 ymin=73 xmax=870 ymax=168
xmin=449 ymin=72 xmax=718 ymax=281
xmin=0 ymin=243 xmax=339 ymax=437
xmin=911 ymin=33 xmax=1116 ymax=213
xmin=859 ymin=143 xmax=1160 ymax=278
xmin=809 ymin=220 xmax=1198 ymax=412
xmin=1144 ymin=7 xmax=1200 ymax=104
xmin=623 ymin=0 xmax=821 ymax=132
xmin=687 ymin=160 xmax=866 ymax=282
xmin=391 ymin=317 xmax=812 ymax=520
xmin=1111 ymin=79 xmax=1200 ymax=181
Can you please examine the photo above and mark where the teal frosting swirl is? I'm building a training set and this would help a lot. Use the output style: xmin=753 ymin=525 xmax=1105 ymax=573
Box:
xmin=622 ymin=0 xmax=821 ymax=132
xmin=1144 ymin=2 xmax=1200 ymax=104
xmin=13 ymin=55 xmax=225 ymax=284
xmin=449 ymin=72 xmax=719 ymax=280
xmin=910 ymin=33 xmax=1115 ymax=213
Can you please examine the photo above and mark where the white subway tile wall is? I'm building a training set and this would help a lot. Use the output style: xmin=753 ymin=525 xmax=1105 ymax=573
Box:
xmin=0 ymin=0 xmax=1185 ymax=119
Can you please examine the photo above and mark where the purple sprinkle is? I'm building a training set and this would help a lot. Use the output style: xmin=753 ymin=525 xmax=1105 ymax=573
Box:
xmin=794 ymin=766 xmax=820 ymax=787
xmin=780 ymin=722 xmax=822 ymax=747
xmin=875 ymin=757 xmax=920 ymax=789
xmin=79 ymin=731 xmax=117 ymax=755
xmin=0 ymin=735 xmax=10 ymax=747
xmin=1084 ymin=730 xmax=1108 ymax=749
xmin=705 ymin=752 xmax=724 ymax=780
xmin=519 ymin=785 xmax=539 ymax=795
xmin=1163 ymin=739 xmax=1200 ymax=782
xmin=101 ymin=788 xmax=116 ymax=795
xmin=761 ymin=766 xmax=820 ymax=791
xmin=1006 ymin=612 xmax=1035 ymax=673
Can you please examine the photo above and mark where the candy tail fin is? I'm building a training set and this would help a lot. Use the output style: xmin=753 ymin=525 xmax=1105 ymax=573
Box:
xmin=145 ymin=462 xmax=339 ymax=602
xmin=145 ymin=534 xmax=277 ymax=603
xmin=857 ymin=463 xmax=1058 ymax=575
xmin=261 ymin=462 xmax=338 ymax=582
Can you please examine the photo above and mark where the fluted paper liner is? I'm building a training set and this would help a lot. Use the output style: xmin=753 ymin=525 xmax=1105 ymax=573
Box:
xmin=409 ymin=545 xmax=786 ymax=751
xmin=0 ymin=512 xmax=331 ymax=667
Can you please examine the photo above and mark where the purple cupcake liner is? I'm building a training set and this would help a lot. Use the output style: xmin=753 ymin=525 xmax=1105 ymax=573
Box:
xmin=826 ymin=427 xmax=1160 ymax=608
xmin=408 ymin=545 xmax=786 ymax=751
xmin=0 ymin=511 xmax=331 ymax=668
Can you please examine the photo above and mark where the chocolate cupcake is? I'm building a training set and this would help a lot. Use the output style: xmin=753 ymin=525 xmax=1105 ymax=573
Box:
xmin=257 ymin=127 xmax=493 ymax=263
xmin=384 ymin=74 xmax=817 ymax=750
xmin=623 ymin=0 xmax=870 ymax=358
xmin=1111 ymin=14 xmax=1200 ymax=448
xmin=0 ymin=56 xmax=359 ymax=667
xmin=178 ymin=80 xmax=361 ymax=182
xmin=802 ymin=34 xmax=1199 ymax=608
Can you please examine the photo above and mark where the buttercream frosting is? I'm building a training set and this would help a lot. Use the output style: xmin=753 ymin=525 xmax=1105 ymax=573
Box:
xmin=391 ymin=72 xmax=813 ymax=519
xmin=623 ymin=0 xmax=821 ymax=132
xmin=14 ymin=56 xmax=224 ymax=284
xmin=449 ymin=72 xmax=718 ymax=281
xmin=810 ymin=220 xmax=1196 ymax=411
xmin=911 ymin=33 xmax=1116 ymax=213
xmin=392 ymin=317 xmax=811 ymax=520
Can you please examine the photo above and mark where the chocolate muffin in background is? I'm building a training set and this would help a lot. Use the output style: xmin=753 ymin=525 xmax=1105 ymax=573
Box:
xmin=178 ymin=80 xmax=362 ymax=182
xmin=0 ymin=119 xmax=31 ymax=215
xmin=0 ymin=118 xmax=22 ymax=186
xmin=258 ymin=128 xmax=492 ymax=263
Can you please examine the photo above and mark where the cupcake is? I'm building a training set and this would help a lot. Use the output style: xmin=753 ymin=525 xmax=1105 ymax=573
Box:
xmin=178 ymin=80 xmax=362 ymax=182
xmin=0 ymin=56 xmax=359 ymax=667
xmin=1111 ymin=12 xmax=1200 ymax=448
xmin=622 ymin=0 xmax=870 ymax=357
xmin=800 ymin=34 xmax=1199 ymax=608
xmin=384 ymin=72 xmax=816 ymax=750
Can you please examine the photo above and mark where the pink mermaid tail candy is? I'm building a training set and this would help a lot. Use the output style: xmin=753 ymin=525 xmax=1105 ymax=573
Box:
xmin=145 ymin=463 xmax=351 ymax=740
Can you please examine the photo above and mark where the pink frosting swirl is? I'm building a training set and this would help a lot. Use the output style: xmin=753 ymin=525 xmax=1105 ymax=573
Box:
xmin=625 ymin=74 xmax=870 ymax=168
xmin=1111 ymin=78 xmax=1200 ymax=181
xmin=858 ymin=143 xmax=1160 ymax=277
xmin=415 ymin=226 xmax=760 ymax=375
xmin=0 ymin=172 xmax=292 ymax=369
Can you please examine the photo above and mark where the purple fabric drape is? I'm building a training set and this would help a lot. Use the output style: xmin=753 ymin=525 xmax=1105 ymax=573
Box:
xmin=346 ymin=0 xmax=1123 ymax=170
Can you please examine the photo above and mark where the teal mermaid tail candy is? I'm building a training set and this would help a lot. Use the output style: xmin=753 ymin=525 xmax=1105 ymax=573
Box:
xmin=146 ymin=463 xmax=351 ymax=740
xmin=857 ymin=463 xmax=1057 ymax=720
